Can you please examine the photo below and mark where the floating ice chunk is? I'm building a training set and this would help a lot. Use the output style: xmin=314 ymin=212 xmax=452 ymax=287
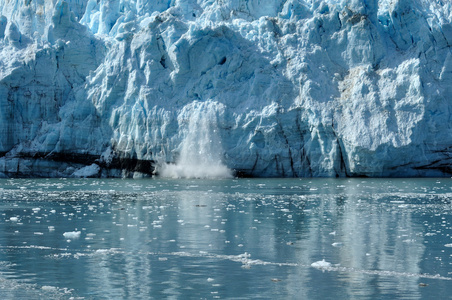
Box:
xmin=445 ymin=244 xmax=452 ymax=247
xmin=332 ymin=242 xmax=343 ymax=247
xmin=311 ymin=259 xmax=332 ymax=270
xmin=63 ymin=231 xmax=81 ymax=239
xmin=9 ymin=217 xmax=19 ymax=222
xmin=207 ymin=278 xmax=214 ymax=282
xmin=32 ymin=208 xmax=41 ymax=213
xmin=95 ymin=249 xmax=109 ymax=254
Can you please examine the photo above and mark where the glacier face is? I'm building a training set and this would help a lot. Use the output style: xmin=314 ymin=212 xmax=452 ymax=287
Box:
xmin=0 ymin=0 xmax=452 ymax=177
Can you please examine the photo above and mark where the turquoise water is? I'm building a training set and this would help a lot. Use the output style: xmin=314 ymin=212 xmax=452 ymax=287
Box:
xmin=0 ymin=178 xmax=451 ymax=299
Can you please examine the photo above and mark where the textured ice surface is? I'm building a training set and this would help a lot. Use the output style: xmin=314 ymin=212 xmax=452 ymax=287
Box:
xmin=1 ymin=0 xmax=452 ymax=177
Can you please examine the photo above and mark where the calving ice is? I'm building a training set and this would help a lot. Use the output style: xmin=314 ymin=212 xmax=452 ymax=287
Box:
xmin=158 ymin=100 xmax=233 ymax=179
xmin=0 ymin=0 xmax=451 ymax=178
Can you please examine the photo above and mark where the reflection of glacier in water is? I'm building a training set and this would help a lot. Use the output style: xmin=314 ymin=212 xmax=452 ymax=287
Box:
xmin=1 ymin=178 xmax=452 ymax=299
xmin=159 ymin=101 xmax=233 ymax=179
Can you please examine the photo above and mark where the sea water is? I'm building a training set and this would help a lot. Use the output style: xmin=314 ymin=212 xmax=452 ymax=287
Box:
xmin=0 ymin=178 xmax=451 ymax=299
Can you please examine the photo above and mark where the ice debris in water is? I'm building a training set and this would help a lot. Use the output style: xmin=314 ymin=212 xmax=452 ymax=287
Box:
xmin=95 ymin=249 xmax=109 ymax=254
xmin=311 ymin=259 xmax=332 ymax=270
xmin=239 ymin=252 xmax=252 ymax=269
xmin=63 ymin=231 xmax=81 ymax=239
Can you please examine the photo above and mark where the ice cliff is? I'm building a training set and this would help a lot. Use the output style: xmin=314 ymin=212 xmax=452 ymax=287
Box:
xmin=1 ymin=0 xmax=452 ymax=178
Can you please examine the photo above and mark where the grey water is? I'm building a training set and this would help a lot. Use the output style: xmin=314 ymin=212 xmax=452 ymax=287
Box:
xmin=0 ymin=178 xmax=451 ymax=299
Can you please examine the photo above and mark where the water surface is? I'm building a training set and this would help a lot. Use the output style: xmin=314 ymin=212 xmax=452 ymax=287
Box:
xmin=0 ymin=178 xmax=451 ymax=299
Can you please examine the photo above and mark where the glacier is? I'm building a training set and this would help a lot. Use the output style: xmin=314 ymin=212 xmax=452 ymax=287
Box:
xmin=0 ymin=0 xmax=452 ymax=178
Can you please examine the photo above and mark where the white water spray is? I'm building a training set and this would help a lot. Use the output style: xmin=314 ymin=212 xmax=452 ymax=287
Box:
xmin=159 ymin=101 xmax=233 ymax=179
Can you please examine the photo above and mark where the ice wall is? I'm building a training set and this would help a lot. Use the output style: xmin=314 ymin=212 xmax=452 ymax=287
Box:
xmin=1 ymin=0 xmax=452 ymax=177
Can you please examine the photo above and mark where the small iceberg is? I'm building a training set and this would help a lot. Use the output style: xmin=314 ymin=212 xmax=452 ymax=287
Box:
xmin=311 ymin=259 xmax=332 ymax=270
xmin=63 ymin=231 xmax=81 ymax=239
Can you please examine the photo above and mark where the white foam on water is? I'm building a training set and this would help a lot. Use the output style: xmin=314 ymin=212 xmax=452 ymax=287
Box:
xmin=328 ymin=266 xmax=452 ymax=281
xmin=158 ymin=251 xmax=452 ymax=281
xmin=160 ymin=162 xmax=233 ymax=179
xmin=3 ymin=244 xmax=451 ymax=283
